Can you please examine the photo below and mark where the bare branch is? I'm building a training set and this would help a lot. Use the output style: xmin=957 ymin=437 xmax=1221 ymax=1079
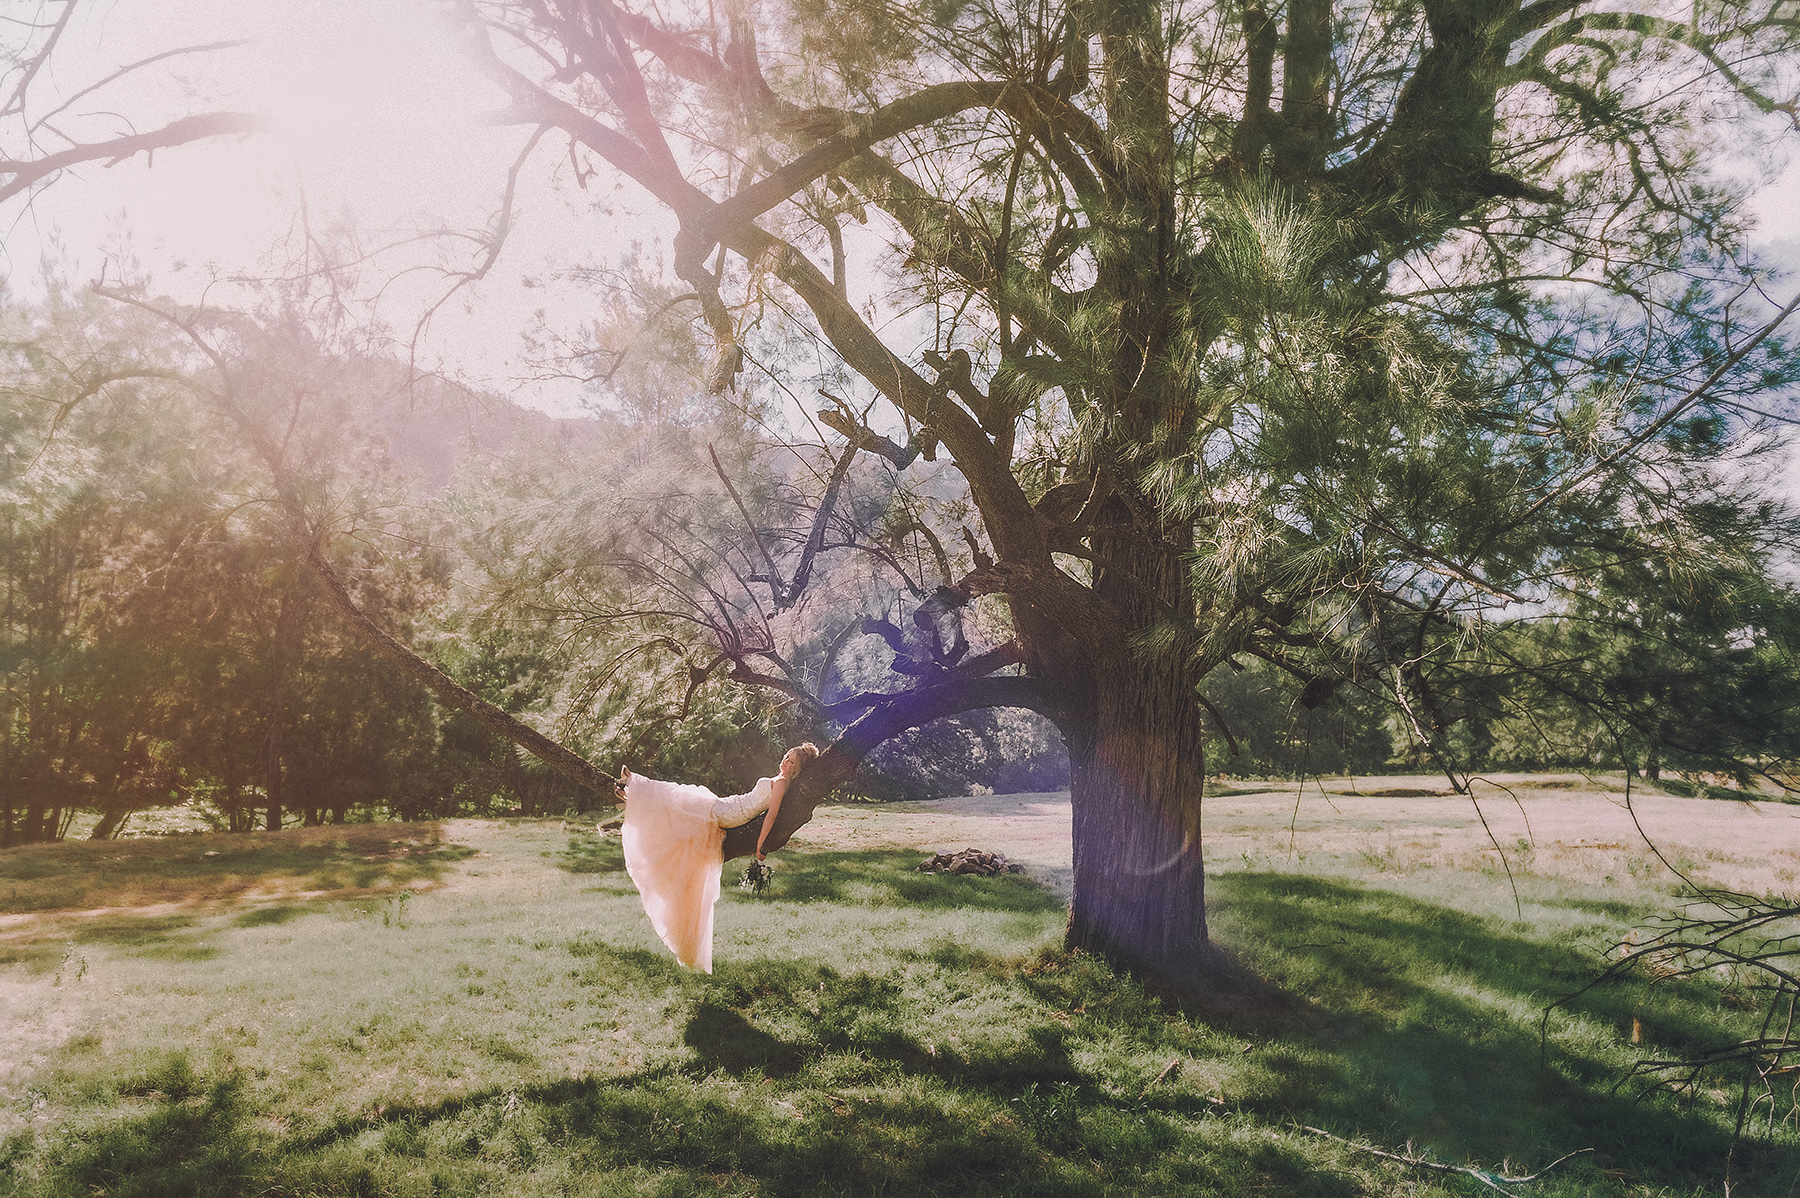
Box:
xmin=1299 ymin=1126 xmax=1592 ymax=1197
xmin=30 ymin=40 xmax=249 ymax=133
xmin=0 ymin=111 xmax=266 ymax=204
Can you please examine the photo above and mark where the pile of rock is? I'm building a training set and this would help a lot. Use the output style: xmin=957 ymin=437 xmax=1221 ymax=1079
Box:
xmin=916 ymin=848 xmax=1025 ymax=876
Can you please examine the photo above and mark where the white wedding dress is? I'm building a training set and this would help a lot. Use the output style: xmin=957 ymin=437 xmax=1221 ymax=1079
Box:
xmin=618 ymin=773 xmax=775 ymax=972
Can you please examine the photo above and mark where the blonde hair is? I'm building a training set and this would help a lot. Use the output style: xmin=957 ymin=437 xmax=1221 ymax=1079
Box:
xmin=787 ymin=742 xmax=821 ymax=765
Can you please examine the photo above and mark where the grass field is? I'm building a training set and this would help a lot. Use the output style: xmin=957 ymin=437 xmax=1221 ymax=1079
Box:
xmin=3 ymin=777 xmax=1798 ymax=1196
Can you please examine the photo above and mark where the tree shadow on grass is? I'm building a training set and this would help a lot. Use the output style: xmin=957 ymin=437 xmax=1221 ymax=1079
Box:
xmin=1534 ymin=894 xmax=1644 ymax=920
xmin=67 ymin=913 xmax=219 ymax=961
xmin=229 ymin=902 xmax=323 ymax=928
xmin=0 ymin=825 xmax=473 ymax=914
xmin=52 ymin=1052 xmax=1354 ymax=1198
xmin=557 ymin=833 xmax=628 ymax=875
xmin=1210 ymin=872 xmax=1758 ymax=1184
xmin=757 ymin=848 xmax=1067 ymax=915
xmin=683 ymin=1001 xmax=807 ymax=1077
xmin=689 ymin=959 xmax=1085 ymax=1091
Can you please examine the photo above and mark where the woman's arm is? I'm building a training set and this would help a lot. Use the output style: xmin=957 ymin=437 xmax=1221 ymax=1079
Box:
xmin=754 ymin=743 xmax=818 ymax=860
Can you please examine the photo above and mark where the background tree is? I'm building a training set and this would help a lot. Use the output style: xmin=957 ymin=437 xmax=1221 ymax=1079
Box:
xmin=1 ymin=282 xmax=609 ymax=838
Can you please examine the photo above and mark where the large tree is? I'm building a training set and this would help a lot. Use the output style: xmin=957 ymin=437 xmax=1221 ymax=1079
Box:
xmin=420 ymin=0 xmax=1799 ymax=990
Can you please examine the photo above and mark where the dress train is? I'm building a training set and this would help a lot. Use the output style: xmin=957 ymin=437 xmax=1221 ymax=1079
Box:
xmin=619 ymin=773 xmax=774 ymax=972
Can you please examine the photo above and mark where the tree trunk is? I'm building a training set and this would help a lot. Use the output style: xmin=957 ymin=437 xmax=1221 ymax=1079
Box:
xmin=1051 ymin=492 xmax=1214 ymax=990
xmin=1065 ymin=692 xmax=1210 ymax=992
xmin=220 ymin=773 xmax=250 ymax=833
xmin=88 ymin=772 xmax=127 ymax=839
xmin=264 ymin=589 xmax=291 ymax=832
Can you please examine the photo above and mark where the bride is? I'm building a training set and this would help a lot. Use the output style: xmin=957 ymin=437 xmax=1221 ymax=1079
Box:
xmin=615 ymin=743 xmax=819 ymax=972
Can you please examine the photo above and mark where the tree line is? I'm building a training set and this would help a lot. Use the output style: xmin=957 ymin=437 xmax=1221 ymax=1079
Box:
xmin=5 ymin=279 xmax=1793 ymax=848
xmin=0 ymin=286 xmax=734 ymax=843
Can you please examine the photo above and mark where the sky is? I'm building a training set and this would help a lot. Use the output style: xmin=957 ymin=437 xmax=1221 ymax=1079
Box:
xmin=6 ymin=0 xmax=1800 ymax=432
xmin=4 ymin=0 xmax=631 ymax=413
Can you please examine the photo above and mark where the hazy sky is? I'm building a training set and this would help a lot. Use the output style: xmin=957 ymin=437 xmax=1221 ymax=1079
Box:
xmin=7 ymin=0 xmax=1799 ymax=428
xmin=6 ymin=1 xmax=615 ymax=411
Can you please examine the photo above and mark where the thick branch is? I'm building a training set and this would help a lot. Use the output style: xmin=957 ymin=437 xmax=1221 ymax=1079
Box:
xmin=836 ymin=151 xmax=1080 ymax=365
xmin=1230 ymin=3 xmax=1278 ymax=167
xmin=1275 ymin=0 xmax=1334 ymax=177
xmin=303 ymin=543 xmax=613 ymax=796
xmin=471 ymin=10 xmax=1063 ymax=545
xmin=675 ymin=80 xmax=1013 ymax=272
xmin=721 ymin=673 xmax=1056 ymax=858
xmin=0 ymin=111 xmax=266 ymax=204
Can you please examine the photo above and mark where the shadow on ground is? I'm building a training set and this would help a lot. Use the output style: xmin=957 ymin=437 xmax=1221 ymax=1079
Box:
xmin=0 ymin=825 xmax=474 ymax=916
xmin=6 ymin=850 xmax=1780 ymax=1196
xmin=1209 ymin=872 xmax=1751 ymax=1178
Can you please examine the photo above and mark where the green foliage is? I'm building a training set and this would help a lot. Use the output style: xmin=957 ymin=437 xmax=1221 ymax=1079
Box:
xmin=0 ymin=289 xmax=636 ymax=839
xmin=1201 ymin=656 xmax=1400 ymax=778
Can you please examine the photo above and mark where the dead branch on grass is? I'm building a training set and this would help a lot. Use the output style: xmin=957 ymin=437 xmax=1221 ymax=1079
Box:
xmin=1299 ymin=1125 xmax=1592 ymax=1197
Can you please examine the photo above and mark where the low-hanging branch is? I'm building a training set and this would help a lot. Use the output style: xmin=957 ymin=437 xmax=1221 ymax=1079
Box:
xmin=90 ymin=286 xmax=619 ymax=800
xmin=302 ymin=542 xmax=617 ymax=797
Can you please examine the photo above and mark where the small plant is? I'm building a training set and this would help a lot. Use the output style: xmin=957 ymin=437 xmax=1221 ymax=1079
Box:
xmin=1010 ymin=1082 xmax=1083 ymax=1152
xmin=1356 ymin=842 xmax=1402 ymax=873
xmin=53 ymin=945 xmax=87 ymax=986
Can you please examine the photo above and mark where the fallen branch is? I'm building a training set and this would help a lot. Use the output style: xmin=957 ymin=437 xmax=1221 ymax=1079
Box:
xmin=1299 ymin=1126 xmax=1592 ymax=1197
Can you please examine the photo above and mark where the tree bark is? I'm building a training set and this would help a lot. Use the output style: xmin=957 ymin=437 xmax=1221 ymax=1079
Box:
xmin=1059 ymin=640 xmax=1211 ymax=987
xmin=1066 ymin=732 xmax=1209 ymax=990
xmin=1059 ymin=497 xmax=1212 ymax=987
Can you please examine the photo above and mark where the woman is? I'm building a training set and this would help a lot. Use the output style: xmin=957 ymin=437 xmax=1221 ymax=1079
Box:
xmin=615 ymin=743 xmax=819 ymax=972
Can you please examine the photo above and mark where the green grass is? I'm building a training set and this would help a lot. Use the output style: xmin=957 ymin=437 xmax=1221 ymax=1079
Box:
xmin=1 ymin=818 xmax=1794 ymax=1196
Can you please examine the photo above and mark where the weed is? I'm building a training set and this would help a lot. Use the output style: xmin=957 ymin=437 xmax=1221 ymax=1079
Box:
xmin=1010 ymin=1081 xmax=1084 ymax=1151
xmin=1354 ymin=841 xmax=1402 ymax=873
xmin=52 ymin=944 xmax=87 ymax=985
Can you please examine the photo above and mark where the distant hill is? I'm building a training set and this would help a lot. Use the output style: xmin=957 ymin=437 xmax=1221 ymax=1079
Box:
xmin=357 ymin=362 xmax=605 ymax=492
